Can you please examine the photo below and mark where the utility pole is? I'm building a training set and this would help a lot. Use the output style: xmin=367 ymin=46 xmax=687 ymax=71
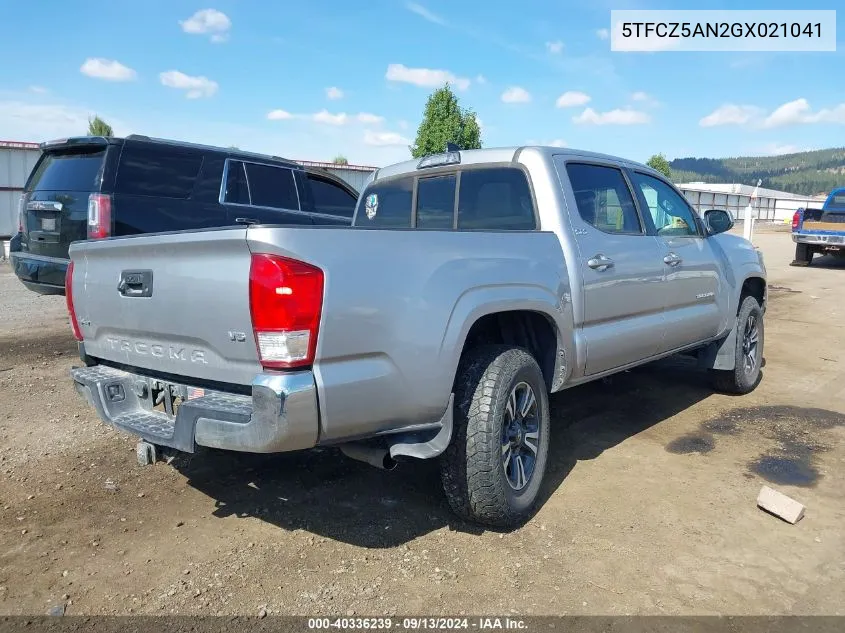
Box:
xmin=743 ymin=179 xmax=762 ymax=242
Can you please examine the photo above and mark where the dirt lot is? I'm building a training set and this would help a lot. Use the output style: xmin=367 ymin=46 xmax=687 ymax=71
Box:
xmin=0 ymin=230 xmax=843 ymax=617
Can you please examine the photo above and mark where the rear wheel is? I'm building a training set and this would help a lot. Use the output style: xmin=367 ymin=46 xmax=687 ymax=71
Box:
xmin=711 ymin=295 xmax=764 ymax=394
xmin=440 ymin=345 xmax=550 ymax=527
xmin=791 ymin=243 xmax=814 ymax=266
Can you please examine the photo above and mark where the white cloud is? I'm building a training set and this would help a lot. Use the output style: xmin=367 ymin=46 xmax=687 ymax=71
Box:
xmin=326 ymin=86 xmax=344 ymax=100
xmin=701 ymin=98 xmax=845 ymax=129
xmin=364 ymin=130 xmax=410 ymax=147
xmin=357 ymin=112 xmax=384 ymax=124
xmin=0 ymin=101 xmax=127 ymax=141
xmin=385 ymin=63 xmax=470 ymax=91
xmin=528 ymin=139 xmax=566 ymax=148
xmin=763 ymin=99 xmax=810 ymax=128
xmin=762 ymin=98 xmax=845 ymax=128
xmin=180 ymin=9 xmax=231 ymax=42
xmin=501 ymin=86 xmax=531 ymax=103
xmin=631 ymin=91 xmax=649 ymax=102
xmin=759 ymin=142 xmax=804 ymax=155
xmin=573 ymin=107 xmax=650 ymax=125
xmin=398 ymin=120 xmax=409 ymax=130
xmin=475 ymin=74 xmax=487 ymax=84
xmin=313 ymin=110 xmax=348 ymax=125
xmin=267 ymin=109 xmax=294 ymax=121
xmin=699 ymin=104 xmax=762 ymax=127
xmin=159 ymin=70 xmax=218 ymax=98
xmin=596 ymin=28 xmax=610 ymax=40
xmin=29 ymin=86 xmax=49 ymax=94
xmin=405 ymin=2 xmax=447 ymax=26
xmin=80 ymin=58 xmax=137 ymax=82
xmin=266 ymin=109 xmax=385 ymax=125
xmin=546 ymin=40 xmax=564 ymax=54
xmin=555 ymin=91 xmax=590 ymax=108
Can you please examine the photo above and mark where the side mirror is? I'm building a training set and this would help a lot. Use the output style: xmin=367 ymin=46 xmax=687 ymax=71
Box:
xmin=703 ymin=209 xmax=734 ymax=236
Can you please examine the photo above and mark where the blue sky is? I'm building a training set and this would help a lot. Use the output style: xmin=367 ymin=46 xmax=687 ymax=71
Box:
xmin=0 ymin=0 xmax=842 ymax=166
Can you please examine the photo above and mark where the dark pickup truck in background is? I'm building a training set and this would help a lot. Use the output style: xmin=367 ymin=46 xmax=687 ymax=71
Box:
xmin=10 ymin=135 xmax=361 ymax=294
xmin=791 ymin=187 xmax=845 ymax=266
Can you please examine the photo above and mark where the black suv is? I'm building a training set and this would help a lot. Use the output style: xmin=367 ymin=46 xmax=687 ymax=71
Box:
xmin=11 ymin=135 xmax=361 ymax=295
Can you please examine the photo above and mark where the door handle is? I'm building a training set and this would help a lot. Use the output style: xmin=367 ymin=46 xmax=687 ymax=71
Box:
xmin=663 ymin=252 xmax=682 ymax=267
xmin=587 ymin=254 xmax=614 ymax=272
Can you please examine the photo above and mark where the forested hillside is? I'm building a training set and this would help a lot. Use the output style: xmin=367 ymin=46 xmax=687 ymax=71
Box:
xmin=670 ymin=148 xmax=845 ymax=195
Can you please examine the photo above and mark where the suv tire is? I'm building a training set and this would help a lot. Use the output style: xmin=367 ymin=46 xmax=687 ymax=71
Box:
xmin=440 ymin=345 xmax=550 ymax=527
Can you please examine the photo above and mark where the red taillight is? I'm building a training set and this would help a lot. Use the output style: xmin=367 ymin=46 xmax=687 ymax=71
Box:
xmin=791 ymin=210 xmax=801 ymax=230
xmin=87 ymin=193 xmax=112 ymax=239
xmin=249 ymin=253 xmax=324 ymax=369
xmin=65 ymin=261 xmax=83 ymax=341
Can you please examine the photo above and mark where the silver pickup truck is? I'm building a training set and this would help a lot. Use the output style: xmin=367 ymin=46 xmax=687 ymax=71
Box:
xmin=66 ymin=146 xmax=767 ymax=527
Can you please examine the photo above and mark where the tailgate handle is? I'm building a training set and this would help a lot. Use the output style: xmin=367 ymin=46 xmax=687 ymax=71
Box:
xmin=118 ymin=270 xmax=153 ymax=298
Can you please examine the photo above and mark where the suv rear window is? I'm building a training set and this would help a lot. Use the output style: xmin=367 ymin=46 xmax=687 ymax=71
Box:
xmin=116 ymin=143 xmax=203 ymax=199
xmin=27 ymin=148 xmax=106 ymax=192
xmin=244 ymin=163 xmax=299 ymax=210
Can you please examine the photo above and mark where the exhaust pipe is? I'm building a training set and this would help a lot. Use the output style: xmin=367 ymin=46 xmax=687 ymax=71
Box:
xmin=339 ymin=443 xmax=397 ymax=471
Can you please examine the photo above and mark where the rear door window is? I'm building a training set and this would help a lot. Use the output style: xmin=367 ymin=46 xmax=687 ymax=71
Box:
xmin=457 ymin=168 xmax=535 ymax=230
xmin=307 ymin=174 xmax=357 ymax=218
xmin=244 ymin=163 xmax=299 ymax=210
xmin=416 ymin=174 xmax=456 ymax=229
xmin=354 ymin=177 xmax=413 ymax=227
xmin=116 ymin=143 xmax=203 ymax=199
xmin=223 ymin=160 xmax=250 ymax=205
xmin=27 ymin=148 xmax=106 ymax=192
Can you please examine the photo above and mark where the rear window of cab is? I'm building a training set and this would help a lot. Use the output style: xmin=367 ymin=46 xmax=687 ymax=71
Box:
xmin=354 ymin=167 xmax=535 ymax=231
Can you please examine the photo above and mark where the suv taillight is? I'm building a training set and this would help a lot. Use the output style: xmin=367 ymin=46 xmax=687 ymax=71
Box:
xmin=65 ymin=261 xmax=83 ymax=341
xmin=792 ymin=210 xmax=801 ymax=230
xmin=17 ymin=195 xmax=26 ymax=233
xmin=87 ymin=193 xmax=112 ymax=239
xmin=249 ymin=253 xmax=324 ymax=369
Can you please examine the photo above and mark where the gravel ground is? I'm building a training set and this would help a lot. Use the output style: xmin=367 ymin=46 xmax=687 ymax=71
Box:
xmin=0 ymin=231 xmax=843 ymax=617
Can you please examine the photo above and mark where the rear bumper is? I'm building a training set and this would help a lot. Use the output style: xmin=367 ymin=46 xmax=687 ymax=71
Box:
xmin=70 ymin=365 xmax=320 ymax=454
xmin=9 ymin=251 xmax=68 ymax=294
xmin=793 ymin=232 xmax=845 ymax=247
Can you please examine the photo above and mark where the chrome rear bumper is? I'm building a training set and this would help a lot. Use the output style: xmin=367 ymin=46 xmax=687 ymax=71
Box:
xmin=70 ymin=365 xmax=319 ymax=453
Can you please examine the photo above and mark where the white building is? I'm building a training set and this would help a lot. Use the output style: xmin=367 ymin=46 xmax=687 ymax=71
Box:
xmin=0 ymin=141 xmax=41 ymax=239
xmin=677 ymin=182 xmax=827 ymax=223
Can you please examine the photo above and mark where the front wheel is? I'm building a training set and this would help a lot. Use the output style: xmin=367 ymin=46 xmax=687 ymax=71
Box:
xmin=711 ymin=295 xmax=764 ymax=394
xmin=440 ymin=345 xmax=550 ymax=528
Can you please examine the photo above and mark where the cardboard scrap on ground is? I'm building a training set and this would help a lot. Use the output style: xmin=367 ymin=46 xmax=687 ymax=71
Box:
xmin=757 ymin=485 xmax=805 ymax=524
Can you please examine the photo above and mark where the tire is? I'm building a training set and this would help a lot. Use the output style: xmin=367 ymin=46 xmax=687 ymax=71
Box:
xmin=440 ymin=345 xmax=550 ymax=528
xmin=711 ymin=295 xmax=764 ymax=395
xmin=791 ymin=243 xmax=814 ymax=267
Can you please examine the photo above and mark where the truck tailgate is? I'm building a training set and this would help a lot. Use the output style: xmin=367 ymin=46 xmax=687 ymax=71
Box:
xmin=70 ymin=228 xmax=261 ymax=386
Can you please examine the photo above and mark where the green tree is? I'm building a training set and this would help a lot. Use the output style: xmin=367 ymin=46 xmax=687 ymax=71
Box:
xmin=333 ymin=155 xmax=349 ymax=165
xmin=87 ymin=115 xmax=113 ymax=137
xmin=411 ymin=84 xmax=482 ymax=158
xmin=646 ymin=153 xmax=672 ymax=179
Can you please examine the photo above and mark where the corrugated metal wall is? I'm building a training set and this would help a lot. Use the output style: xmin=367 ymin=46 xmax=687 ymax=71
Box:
xmin=0 ymin=143 xmax=41 ymax=238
